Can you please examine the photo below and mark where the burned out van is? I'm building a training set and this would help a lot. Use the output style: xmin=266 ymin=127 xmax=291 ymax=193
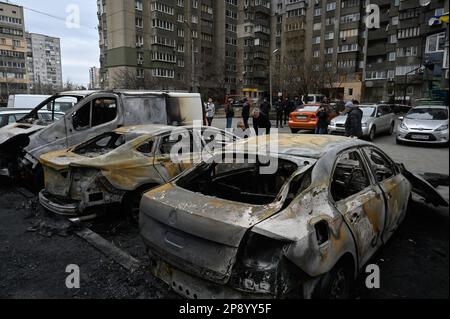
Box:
xmin=0 ymin=90 xmax=203 ymax=186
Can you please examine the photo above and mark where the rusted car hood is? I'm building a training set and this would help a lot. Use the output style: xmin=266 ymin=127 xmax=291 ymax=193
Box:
xmin=0 ymin=123 xmax=45 ymax=146
xmin=142 ymin=183 xmax=281 ymax=248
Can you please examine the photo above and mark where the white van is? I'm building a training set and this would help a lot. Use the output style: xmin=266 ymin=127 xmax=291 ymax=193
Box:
xmin=302 ymin=94 xmax=326 ymax=104
xmin=8 ymin=94 xmax=76 ymax=113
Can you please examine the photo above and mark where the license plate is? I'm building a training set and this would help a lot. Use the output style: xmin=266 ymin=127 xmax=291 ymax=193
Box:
xmin=296 ymin=115 xmax=308 ymax=120
xmin=411 ymin=134 xmax=430 ymax=140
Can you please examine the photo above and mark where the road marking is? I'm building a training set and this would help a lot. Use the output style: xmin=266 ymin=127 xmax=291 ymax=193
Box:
xmin=75 ymin=228 xmax=141 ymax=272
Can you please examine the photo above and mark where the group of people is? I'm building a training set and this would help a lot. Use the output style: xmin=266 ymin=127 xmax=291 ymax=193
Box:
xmin=205 ymin=96 xmax=364 ymax=139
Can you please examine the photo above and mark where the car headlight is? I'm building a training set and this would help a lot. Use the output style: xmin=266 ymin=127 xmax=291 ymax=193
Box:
xmin=330 ymin=121 xmax=336 ymax=126
xmin=362 ymin=123 xmax=368 ymax=128
xmin=399 ymin=123 xmax=408 ymax=130
xmin=435 ymin=125 xmax=449 ymax=132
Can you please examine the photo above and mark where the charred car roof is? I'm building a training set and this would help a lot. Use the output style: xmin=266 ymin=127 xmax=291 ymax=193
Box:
xmin=226 ymin=134 xmax=370 ymax=159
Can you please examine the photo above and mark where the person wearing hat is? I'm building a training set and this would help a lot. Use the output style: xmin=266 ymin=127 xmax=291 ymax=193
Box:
xmin=344 ymin=101 xmax=363 ymax=138
xmin=242 ymin=98 xmax=251 ymax=129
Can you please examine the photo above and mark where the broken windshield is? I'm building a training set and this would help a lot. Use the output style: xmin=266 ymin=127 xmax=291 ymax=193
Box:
xmin=19 ymin=95 xmax=81 ymax=125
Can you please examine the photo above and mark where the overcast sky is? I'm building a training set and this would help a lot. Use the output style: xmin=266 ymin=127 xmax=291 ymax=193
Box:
xmin=15 ymin=0 xmax=99 ymax=86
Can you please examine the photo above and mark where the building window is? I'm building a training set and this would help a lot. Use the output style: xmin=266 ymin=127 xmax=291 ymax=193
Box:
xmin=425 ymin=32 xmax=446 ymax=53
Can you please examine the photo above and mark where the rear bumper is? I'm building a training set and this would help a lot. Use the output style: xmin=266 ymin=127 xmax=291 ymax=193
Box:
xmin=288 ymin=121 xmax=317 ymax=130
xmin=147 ymin=252 xmax=273 ymax=300
xmin=328 ymin=126 xmax=370 ymax=137
xmin=39 ymin=190 xmax=80 ymax=216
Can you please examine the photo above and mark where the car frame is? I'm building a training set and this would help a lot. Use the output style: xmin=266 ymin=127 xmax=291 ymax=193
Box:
xmin=328 ymin=104 xmax=396 ymax=141
xmin=0 ymin=109 xmax=64 ymax=128
xmin=397 ymin=105 xmax=449 ymax=146
xmin=139 ymin=134 xmax=447 ymax=299
xmin=39 ymin=124 xmax=238 ymax=220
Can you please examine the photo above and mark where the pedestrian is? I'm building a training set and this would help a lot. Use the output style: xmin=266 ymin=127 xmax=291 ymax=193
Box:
xmin=225 ymin=98 xmax=235 ymax=130
xmin=253 ymin=98 xmax=272 ymax=135
xmin=275 ymin=98 xmax=284 ymax=128
xmin=242 ymin=98 xmax=251 ymax=129
xmin=344 ymin=101 xmax=363 ymax=138
xmin=283 ymin=97 xmax=292 ymax=126
xmin=205 ymin=97 xmax=215 ymax=126
xmin=293 ymin=96 xmax=303 ymax=110
xmin=316 ymin=104 xmax=329 ymax=135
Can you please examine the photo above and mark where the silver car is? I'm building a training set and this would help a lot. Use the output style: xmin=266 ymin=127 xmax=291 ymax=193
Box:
xmin=397 ymin=105 xmax=449 ymax=145
xmin=328 ymin=105 xmax=396 ymax=141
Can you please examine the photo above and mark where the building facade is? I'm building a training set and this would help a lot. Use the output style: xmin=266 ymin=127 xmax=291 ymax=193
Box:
xmin=26 ymin=32 xmax=63 ymax=93
xmin=89 ymin=66 xmax=101 ymax=89
xmin=0 ymin=1 xmax=27 ymax=106
xmin=365 ymin=0 xmax=449 ymax=103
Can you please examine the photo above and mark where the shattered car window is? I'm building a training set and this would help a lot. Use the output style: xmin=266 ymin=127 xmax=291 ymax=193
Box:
xmin=331 ymin=151 xmax=371 ymax=202
xmin=122 ymin=96 xmax=168 ymax=125
xmin=73 ymin=132 xmax=138 ymax=157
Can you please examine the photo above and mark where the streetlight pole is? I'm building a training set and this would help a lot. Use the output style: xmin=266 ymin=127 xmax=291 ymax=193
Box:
xmin=269 ymin=49 xmax=279 ymax=109
xmin=183 ymin=20 xmax=196 ymax=93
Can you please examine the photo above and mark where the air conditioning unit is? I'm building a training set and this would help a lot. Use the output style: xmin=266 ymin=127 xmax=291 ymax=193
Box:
xmin=137 ymin=59 xmax=144 ymax=65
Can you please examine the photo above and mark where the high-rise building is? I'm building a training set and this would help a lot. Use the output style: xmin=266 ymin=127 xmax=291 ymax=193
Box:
xmin=0 ymin=1 xmax=27 ymax=106
xmin=26 ymin=32 xmax=63 ymax=93
xmin=364 ymin=0 xmax=449 ymax=103
xmin=89 ymin=66 xmax=101 ymax=90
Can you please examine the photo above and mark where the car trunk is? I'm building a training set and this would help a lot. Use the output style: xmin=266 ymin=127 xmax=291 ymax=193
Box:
xmin=140 ymin=159 xmax=310 ymax=284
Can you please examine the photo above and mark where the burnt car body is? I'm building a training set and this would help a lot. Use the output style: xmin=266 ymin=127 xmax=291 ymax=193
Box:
xmin=39 ymin=125 xmax=238 ymax=220
xmin=0 ymin=90 xmax=204 ymax=185
xmin=0 ymin=91 xmax=93 ymax=177
xmin=140 ymin=134 xmax=448 ymax=299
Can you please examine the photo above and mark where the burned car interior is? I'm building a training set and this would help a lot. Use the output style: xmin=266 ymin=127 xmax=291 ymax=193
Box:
xmin=72 ymin=132 xmax=136 ymax=158
xmin=177 ymin=157 xmax=301 ymax=205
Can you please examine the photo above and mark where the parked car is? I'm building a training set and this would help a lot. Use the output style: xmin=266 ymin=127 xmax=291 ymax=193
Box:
xmin=328 ymin=104 xmax=396 ymax=141
xmin=397 ymin=105 xmax=449 ymax=145
xmin=0 ymin=90 xmax=204 ymax=187
xmin=302 ymin=94 xmax=325 ymax=104
xmin=140 ymin=134 xmax=447 ymax=299
xmin=39 ymin=124 xmax=238 ymax=221
xmin=289 ymin=104 xmax=338 ymax=133
xmin=0 ymin=109 xmax=64 ymax=128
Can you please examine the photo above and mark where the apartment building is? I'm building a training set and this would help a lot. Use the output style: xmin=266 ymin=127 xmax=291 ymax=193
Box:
xmin=89 ymin=66 xmax=101 ymax=90
xmin=365 ymin=0 xmax=449 ymax=103
xmin=98 ymin=0 xmax=233 ymax=97
xmin=0 ymin=1 xmax=27 ymax=106
xmin=26 ymin=32 xmax=63 ymax=93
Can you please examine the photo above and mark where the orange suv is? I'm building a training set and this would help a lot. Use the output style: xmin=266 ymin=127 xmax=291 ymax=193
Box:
xmin=289 ymin=104 xmax=338 ymax=133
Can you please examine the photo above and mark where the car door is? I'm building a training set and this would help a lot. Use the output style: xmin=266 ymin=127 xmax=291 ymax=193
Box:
xmin=362 ymin=147 xmax=411 ymax=243
xmin=331 ymin=149 xmax=386 ymax=267
xmin=153 ymin=131 xmax=191 ymax=182
xmin=377 ymin=106 xmax=390 ymax=132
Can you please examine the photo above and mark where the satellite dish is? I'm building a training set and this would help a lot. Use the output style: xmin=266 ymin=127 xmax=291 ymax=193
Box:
xmin=419 ymin=0 xmax=431 ymax=6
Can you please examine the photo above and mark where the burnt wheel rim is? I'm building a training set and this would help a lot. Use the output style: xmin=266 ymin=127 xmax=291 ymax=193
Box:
xmin=330 ymin=269 xmax=348 ymax=299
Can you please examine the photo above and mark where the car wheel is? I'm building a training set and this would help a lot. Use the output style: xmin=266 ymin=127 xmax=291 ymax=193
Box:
xmin=291 ymin=128 xmax=299 ymax=134
xmin=313 ymin=262 xmax=353 ymax=299
xmin=389 ymin=122 xmax=395 ymax=135
xmin=368 ymin=127 xmax=376 ymax=142
xmin=396 ymin=138 xmax=404 ymax=145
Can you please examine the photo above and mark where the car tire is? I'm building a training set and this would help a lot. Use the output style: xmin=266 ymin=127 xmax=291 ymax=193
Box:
xmin=396 ymin=138 xmax=404 ymax=145
xmin=121 ymin=185 xmax=157 ymax=224
xmin=368 ymin=127 xmax=376 ymax=142
xmin=312 ymin=262 xmax=353 ymax=299
xmin=291 ymin=128 xmax=300 ymax=134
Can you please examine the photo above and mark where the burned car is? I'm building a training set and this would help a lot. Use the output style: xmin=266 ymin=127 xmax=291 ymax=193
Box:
xmin=0 ymin=90 xmax=203 ymax=187
xmin=0 ymin=91 xmax=93 ymax=178
xmin=140 ymin=134 xmax=448 ymax=299
xmin=39 ymin=125 xmax=238 ymax=221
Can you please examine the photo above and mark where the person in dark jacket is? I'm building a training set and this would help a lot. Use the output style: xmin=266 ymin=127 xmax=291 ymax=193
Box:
xmin=225 ymin=99 xmax=235 ymax=129
xmin=344 ymin=101 xmax=363 ymax=138
xmin=283 ymin=97 xmax=293 ymax=125
xmin=316 ymin=104 xmax=329 ymax=135
xmin=275 ymin=98 xmax=284 ymax=128
xmin=253 ymin=98 xmax=272 ymax=135
xmin=242 ymin=98 xmax=251 ymax=129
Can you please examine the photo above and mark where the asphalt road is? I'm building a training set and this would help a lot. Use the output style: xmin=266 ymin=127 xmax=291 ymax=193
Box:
xmin=0 ymin=119 xmax=448 ymax=299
